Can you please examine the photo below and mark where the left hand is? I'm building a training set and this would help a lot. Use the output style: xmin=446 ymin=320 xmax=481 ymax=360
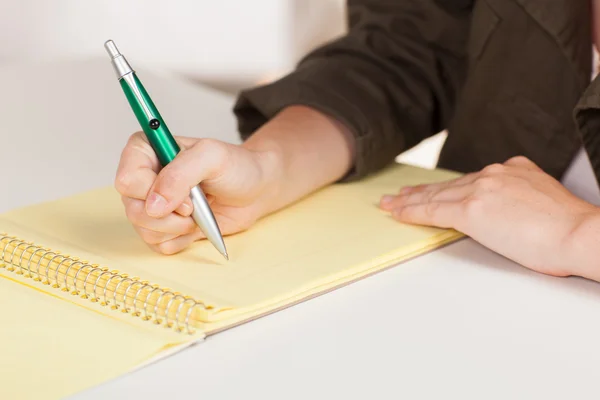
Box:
xmin=379 ymin=156 xmax=599 ymax=278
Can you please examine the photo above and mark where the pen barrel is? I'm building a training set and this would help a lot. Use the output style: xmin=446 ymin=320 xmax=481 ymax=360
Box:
xmin=120 ymin=74 xmax=180 ymax=167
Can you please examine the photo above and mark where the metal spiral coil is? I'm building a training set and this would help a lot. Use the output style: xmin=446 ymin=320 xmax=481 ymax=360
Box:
xmin=0 ymin=233 xmax=208 ymax=334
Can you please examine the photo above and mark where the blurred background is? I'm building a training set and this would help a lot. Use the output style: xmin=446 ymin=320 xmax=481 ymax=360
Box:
xmin=0 ymin=0 xmax=346 ymax=93
xmin=0 ymin=0 xmax=444 ymax=167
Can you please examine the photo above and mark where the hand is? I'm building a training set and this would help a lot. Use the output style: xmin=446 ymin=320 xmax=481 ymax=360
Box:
xmin=115 ymin=132 xmax=280 ymax=255
xmin=379 ymin=156 xmax=600 ymax=279
xmin=114 ymin=105 xmax=355 ymax=255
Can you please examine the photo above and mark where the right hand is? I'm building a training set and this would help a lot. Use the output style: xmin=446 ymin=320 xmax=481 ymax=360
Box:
xmin=115 ymin=132 xmax=279 ymax=255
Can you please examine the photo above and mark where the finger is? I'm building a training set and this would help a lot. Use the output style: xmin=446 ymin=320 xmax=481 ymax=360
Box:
xmin=174 ymin=136 xmax=204 ymax=149
xmin=381 ymin=183 xmax=473 ymax=210
xmin=391 ymin=202 xmax=464 ymax=229
xmin=115 ymin=132 xmax=160 ymax=198
xmin=174 ymin=198 xmax=194 ymax=217
xmin=504 ymin=156 xmax=542 ymax=171
xmin=116 ymin=168 xmax=157 ymax=200
xmin=205 ymin=193 xmax=216 ymax=205
xmin=150 ymin=229 xmax=205 ymax=255
xmin=398 ymin=172 xmax=478 ymax=195
xmin=146 ymin=139 xmax=229 ymax=218
xmin=133 ymin=226 xmax=179 ymax=245
xmin=117 ymin=175 xmax=193 ymax=216
xmin=122 ymin=196 xmax=197 ymax=235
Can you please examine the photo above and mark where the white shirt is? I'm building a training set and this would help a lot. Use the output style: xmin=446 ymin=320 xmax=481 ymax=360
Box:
xmin=559 ymin=46 xmax=600 ymax=206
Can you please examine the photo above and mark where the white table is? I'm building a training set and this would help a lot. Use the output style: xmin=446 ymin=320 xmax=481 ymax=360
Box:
xmin=3 ymin=60 xmax=600 ymax=400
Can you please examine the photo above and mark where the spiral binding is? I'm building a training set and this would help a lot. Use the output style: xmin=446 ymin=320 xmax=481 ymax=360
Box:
xmin=0 ymin=233 xmax=208 ymax=334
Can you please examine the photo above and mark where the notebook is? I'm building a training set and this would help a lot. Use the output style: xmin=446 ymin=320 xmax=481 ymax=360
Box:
xmin=0 ymin=163 xmax=463 ymax=399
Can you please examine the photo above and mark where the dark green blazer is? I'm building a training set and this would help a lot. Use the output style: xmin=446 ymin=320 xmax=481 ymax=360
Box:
xmin=233 ymin=0 xmax=600 ymax=185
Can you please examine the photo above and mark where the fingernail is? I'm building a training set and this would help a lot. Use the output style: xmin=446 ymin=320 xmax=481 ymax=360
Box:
xmin=180 ymin=202 xmax=193 ymax=216
xmin=399 ymin=186 xmax=413 ymax=194
xmin=380 ymin=195 xmax=394 ymax=209
xmin=147 ymin=192 xmax=167 ymax=216
xmin=381 ymin=195 xmax=394 ymax=204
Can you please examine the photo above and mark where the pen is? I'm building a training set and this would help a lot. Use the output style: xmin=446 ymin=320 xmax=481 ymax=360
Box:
xmin=103 ymin=40 xmax=228 ymax=260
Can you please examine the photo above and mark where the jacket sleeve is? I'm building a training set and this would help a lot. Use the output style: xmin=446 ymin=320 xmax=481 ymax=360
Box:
xmin=232 ymin=0 xmax=472 ymax=181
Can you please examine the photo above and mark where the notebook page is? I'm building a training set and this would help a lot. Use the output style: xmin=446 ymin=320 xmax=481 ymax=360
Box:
xmin=0 ymin=272 xmax=200 ymax=400
xmin=0 ymin=164 xmax=463 ymax=328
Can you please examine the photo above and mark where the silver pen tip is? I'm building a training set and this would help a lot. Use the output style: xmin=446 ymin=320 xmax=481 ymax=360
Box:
xmin=211 ymin=235 xmax=229 ymax=261
xmin=104 ymin=40 xmax=120 ymax=59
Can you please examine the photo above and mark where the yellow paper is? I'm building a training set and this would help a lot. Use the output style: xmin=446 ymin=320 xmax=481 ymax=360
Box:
xmin=0 ymin=273 xmax=198 ymax=400
xmin=0 ymin=163 xmax=463 ymax=398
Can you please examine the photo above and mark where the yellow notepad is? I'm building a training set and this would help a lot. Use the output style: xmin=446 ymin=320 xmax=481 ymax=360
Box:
xmin=0 ymin=163 xmax=463 ymax=399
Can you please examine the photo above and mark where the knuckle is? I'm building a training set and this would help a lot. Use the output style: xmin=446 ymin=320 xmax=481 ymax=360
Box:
xmin=392 ymin=206 xmax=408 ymax=221
xmin=126 ymin=132 xmax=156 ymax=161
xmin=138 ymin=229 xmax=165 ymax=245
xmin=462 ymin=195 xmax=485 ymax=217
xmin=396 ymin=206 xmax=419 ymax=222
xmin=148 ymin=243 xmax=168 ymax=255
xmin=156 ymin=240 xmax=180 ymax=255
xmin=481 ymin=163 xmax=505 ymax=176
xmin=196 ymin=138 xmax=230 ymax=167
xmin=425 ymin=190 xmax=439 ymax=203
xmin=158 ymin=168 xmax=186 ymax=191
xmin=394 ymin=194 xmax=410 ymax=207
xmin=125 ymin=200 xmax=146 ymax=224
xmin=174 ymin=219 xmax=196 ymax=236
xmin=127 ymin=131 xmax=145 ymax=145
xmin=507 ymin=155 xmax=530 ymax=164
xmin=425 ymin=202 xmax=440 ymax=218
xmin=123 ymin=132 xmax=146 ymax=153
xmin=114 ymin=172 xmax=130 ymax=193
xmin=196 ymin=137 xmax=223 ymax=151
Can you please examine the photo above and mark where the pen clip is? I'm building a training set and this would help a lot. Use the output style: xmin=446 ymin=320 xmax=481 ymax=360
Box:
xmin=121 ymin=73 xmax=156 ymax=123
xmin=105 ymin=40 xmax=156 ymax=123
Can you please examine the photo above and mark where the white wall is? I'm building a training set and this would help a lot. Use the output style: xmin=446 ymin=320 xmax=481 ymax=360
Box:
xmin=0 ymin=0 xmax=346 ymax=89
xmin=0 ymin=0 xmax=443 ymax=164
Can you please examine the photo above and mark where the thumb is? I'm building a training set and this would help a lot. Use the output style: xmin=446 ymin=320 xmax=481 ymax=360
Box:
xmin=145 ymin=139 xmax=229 ymax=218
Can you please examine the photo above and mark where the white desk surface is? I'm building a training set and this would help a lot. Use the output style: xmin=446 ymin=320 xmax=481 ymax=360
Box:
xmin=3 ymin=60 xmax=600 ymax=400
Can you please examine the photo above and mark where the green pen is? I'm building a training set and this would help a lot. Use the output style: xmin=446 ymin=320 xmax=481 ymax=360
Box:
xmin=104 ymin=40 xmax=228 ymax=260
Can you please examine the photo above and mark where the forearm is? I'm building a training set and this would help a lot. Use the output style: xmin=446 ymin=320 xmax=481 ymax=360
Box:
xmin=241 ymin=105 xmax=355 ymax=215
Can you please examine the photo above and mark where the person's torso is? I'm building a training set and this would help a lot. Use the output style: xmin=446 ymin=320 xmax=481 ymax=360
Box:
xmin=436 ymin=0 xmax=600 ymax=198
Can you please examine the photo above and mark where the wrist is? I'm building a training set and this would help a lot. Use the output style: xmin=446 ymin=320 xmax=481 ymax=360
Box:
xmin=242 ymin=138 xmax=286 ymax=217
xmin=239 ymin=104 xmax=356 ymax=218
xmin=564 ymin=209 xmax=600 ymax=282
